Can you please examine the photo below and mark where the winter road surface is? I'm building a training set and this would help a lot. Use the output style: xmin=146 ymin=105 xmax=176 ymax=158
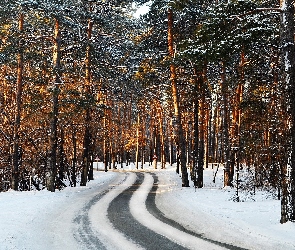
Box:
xmin=65 ymin=171 xmax=246 ymax=250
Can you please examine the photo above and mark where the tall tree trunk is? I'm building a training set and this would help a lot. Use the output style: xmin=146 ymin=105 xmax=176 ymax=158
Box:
xmin=103 ymin=116 xmax=108 ymax=172
xmin=169 ymin=117 xmax=174 ymax=166
xmin=158 ymin=105 xmax=165 ymax=169
xmin=12 ymin=13 xmax=24 ymax=191
xmin=221 ymin=61 xmax=231 ymax=187
xmin=168 ymin=8 xmax=189 ymax=187
xmin=269 ymin=44 xmax=280 ymax=197
xmin=198 ymin=75 xmax=205 ymax=188
xmin=48 ymin=19 xmax=61 ymax=192
xmin=192 ymin=65 xmax=203 ymax=188
xmin=211 ymin=106 xmax=218 ymax=162
xmin=280 ymin=0 xmax=295 ymax=223
xmin=149 ymin=108 xmax=156 ymax=165
xmin=205 ymin=101 xmax=210 ymax=169
xmin=81 ymin=18 xmax=94 ymax=186
xmin=81 ymin=110 xmax=92 ymax=186
xmin=141 ymin=109 xmax=146 ymax=169
xmin=230 ymin=49 xmax=245 ymax=184
xmin=135 ymin=111 xmax=140 ymax=169
xmin=192 ymin=87 xmax=199 ymax=187
xmin=71 ymin=125 xmax=77 ymax=187
xmin=58 ymin=128 xmax=65 ymax=189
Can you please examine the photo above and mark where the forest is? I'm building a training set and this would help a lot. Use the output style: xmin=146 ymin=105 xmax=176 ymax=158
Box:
xmin=1 ymin=0 xmax=295 ymax=223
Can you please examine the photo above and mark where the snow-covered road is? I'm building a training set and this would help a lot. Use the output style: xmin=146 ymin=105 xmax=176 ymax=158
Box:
xmin=66 ymin=170 xmax=230 ymax=249
xmin=0 ymin=164 xmax=294 ymax=250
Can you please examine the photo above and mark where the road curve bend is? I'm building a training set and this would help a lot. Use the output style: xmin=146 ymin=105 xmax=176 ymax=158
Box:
xmin=73 ymin=170 xmax=248 ymax=250
xmin=108 ymin=172 xmax=187 ymax=250
xmin=130 ymin=172 xmax=228 ymax=250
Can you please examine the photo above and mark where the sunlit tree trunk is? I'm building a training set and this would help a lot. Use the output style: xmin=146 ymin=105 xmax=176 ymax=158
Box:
xmin=168 ymin=8 xmax=189 ymax=187
xmin=135 ymin=111 xmax=140 ymax=169
xmin=141 ymin=108 xmax=146 ymax=169
xmin=117 ymin=104 xmax=124 ymax=168
xmin=149 ymin=107 xmax=156 ymax=165
xmin=169 ymin=117 xmax=174 ymax=166
xmin=12 ymin=13 xmax=24 ymax=191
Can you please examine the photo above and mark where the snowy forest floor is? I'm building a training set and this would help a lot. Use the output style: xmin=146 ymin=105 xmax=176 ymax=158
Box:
xmin=0 ymin=163 xmax=294 ymax=250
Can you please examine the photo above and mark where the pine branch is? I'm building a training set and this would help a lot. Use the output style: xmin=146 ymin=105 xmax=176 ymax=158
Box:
xmin=231 ymin=8 xmax=282 ymax=20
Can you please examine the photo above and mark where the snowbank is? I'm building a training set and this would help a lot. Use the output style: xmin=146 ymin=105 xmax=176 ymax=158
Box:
xmin=155 ymin=166 xmax=295 ymax=250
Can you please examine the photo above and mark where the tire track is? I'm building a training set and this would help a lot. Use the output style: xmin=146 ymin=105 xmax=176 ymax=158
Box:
xmin=147 ymin=172 xmax=248 ymax=250
xmin=73 ymin=173 xmax=128 ymax=250
xmin=73 ymin=170 xmax=246 ymax=250
xmin=108 ymin=172 xmax=188 ymax=250
xmin=131 ymin=172 xmax=227 ymax=249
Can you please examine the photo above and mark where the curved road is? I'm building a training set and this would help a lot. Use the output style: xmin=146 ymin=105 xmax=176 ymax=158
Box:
xmin=73 ymin=171 xmax=247 ymax=250
xmin=108 ymin=172 xmax=187 ymax=250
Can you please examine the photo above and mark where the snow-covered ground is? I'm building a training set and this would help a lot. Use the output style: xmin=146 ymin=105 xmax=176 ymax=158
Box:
xmin=155 ymin=166 xmax=295 ymax=250
xmin=0 ymin=163 xmax=294 ymax=250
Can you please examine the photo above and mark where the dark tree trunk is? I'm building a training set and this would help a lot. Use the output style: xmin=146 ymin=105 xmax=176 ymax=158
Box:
xmin=81 ymin=110 xmax=91 ymax=186
xmin=280 ymin=0 xmax=295 ymax=223
xmin=220 ymin=61 xmax=232 ymax=187
xmin=12 ymin=13 xmax=24 ymax=191
xmin=48 ymin=19 xmax=61 ymax=192
xmin=58 ymin=128 xmax=65 ymax=188
xmin=192 ymin=86 xmax=199 ymax=187
xmin=198 ymin=77 xmax=205 ymax=188
xmin=192 ymin=65 xmax=205 ymax=188
xmin=103 ymin=116 xmax=108 ymax=172
xmin=81 ymin=17 xmax=94 ymax=186
xmin=158 ymin=106 xmax=165 ymax=169
xmin=71 ymin=126 xmax=77 ymax=187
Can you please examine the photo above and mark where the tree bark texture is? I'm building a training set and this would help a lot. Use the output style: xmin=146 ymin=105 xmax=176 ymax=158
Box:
xmin=220 ymin=61 xmax=232 ymax=187
xmin=81 ymin=18 xmax=94 ymax=186
xmin=12 ymin=13 xmax=24 ymax=191
xmin=48 ymin=19 xmax=61 ymax=192
xmin=193 ymin=86 xmax=199 ymax=187
xmin=198 ymin=74 xmax=205 ymax=188
xmin=168 ymin=8 xmax=189 ymax=187
xmin=280 ymin=0 xmax=295 ymax=223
